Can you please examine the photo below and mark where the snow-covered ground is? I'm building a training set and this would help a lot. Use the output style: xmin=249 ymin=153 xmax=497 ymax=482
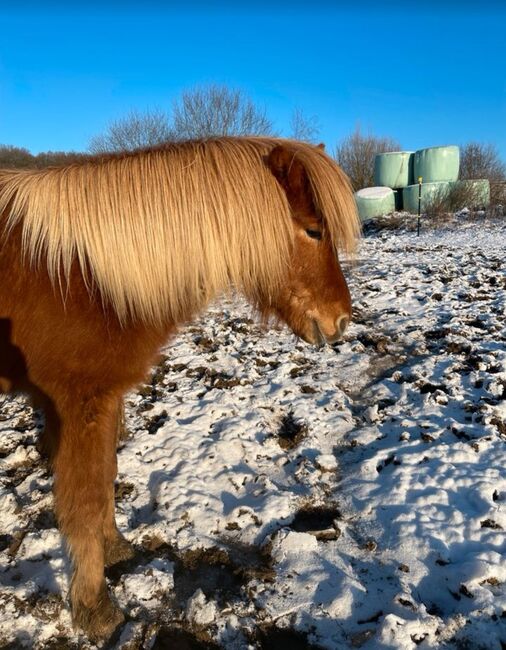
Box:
xmin=0 ymin=216 xmax=505 ymax=649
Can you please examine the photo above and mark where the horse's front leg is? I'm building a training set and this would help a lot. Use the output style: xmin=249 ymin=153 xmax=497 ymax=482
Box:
xmin=53 ymin=391 xmax=124 ymax=641
xmin=103 ymin=397 xmax=135 ymax=567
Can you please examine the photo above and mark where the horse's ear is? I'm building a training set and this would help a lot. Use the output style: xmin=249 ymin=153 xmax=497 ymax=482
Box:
xmin=265 ymin=145 xmax=309 ymax=206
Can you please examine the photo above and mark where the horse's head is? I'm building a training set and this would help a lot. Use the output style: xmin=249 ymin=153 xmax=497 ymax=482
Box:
xmin=264 ymin=143 xmax=354 ymax=346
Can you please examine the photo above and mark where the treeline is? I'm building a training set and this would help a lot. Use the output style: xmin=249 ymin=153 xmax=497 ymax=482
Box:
xmin=0 ymin=145 xmax=90 ymax=170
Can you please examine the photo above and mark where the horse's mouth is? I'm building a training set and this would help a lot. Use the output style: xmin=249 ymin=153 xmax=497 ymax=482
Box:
xmin=311 ymin=319 xmax=327 ymax=348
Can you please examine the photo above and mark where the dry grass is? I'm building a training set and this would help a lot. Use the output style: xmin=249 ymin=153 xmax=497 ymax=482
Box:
xmin=423 ymin=182 xmax=487 ymax=217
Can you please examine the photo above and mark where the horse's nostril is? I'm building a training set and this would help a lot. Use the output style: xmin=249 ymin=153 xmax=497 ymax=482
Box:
xmin=336 ymin=315 xmax=349 ymax=336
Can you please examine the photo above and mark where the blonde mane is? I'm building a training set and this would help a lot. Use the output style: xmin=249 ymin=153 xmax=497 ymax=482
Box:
xmin=0 ymin=137 xmax=360 ymax=325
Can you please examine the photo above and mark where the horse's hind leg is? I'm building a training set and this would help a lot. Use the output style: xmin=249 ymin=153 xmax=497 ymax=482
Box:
xmin=53 ymin=390 xmax=124 ymax=640
xmin=103 ymin=397 xmax=135 ymax=567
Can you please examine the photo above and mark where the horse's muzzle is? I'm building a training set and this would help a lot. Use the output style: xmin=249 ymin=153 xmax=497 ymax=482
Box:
xmin=310 ymin=314 xmax=349 ymax=347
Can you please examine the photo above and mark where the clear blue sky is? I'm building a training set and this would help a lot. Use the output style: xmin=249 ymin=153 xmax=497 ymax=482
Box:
xmin=1 ymin=1 xmax=505 ymax=158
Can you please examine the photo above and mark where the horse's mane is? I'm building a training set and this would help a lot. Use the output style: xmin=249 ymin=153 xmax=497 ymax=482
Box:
xmin=0 ymin=137 xmax=360 ymax=325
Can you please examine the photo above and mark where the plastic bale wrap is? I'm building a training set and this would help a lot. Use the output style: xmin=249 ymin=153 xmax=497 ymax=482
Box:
xmin=355 ymin=187 xmax=395 ymax=221
xmin=454 ymin=179 xmax=490 ymax=208
xmin=403 ymin=181 xmax=452 ymax=213
xmin=414 ymin=145 xmax=460 ymax=183
xmin=374 ymin=151 xmax=414 ymax=189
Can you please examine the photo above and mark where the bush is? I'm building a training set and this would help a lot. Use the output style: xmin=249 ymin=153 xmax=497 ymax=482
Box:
xmin=334 ymin=127 xmax=401 ymax=191
xmin=423 ymin=181 xmax=487 ymax=217
xmin=460 ymin=142 xmax=505 ymax=208
xmin=460 ymin=142 xmax=505 ymax=181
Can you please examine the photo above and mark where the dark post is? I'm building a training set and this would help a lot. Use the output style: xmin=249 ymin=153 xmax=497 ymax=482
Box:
xmin=417 ymin=176 xmax=423 ymax=236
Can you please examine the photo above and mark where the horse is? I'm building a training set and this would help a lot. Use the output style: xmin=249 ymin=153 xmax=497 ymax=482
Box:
xmin=0 ymin=137 xmax=360 ymax=640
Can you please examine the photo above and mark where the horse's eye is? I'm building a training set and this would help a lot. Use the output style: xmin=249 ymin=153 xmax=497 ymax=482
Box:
xmin=306 ymin=229 xmax=322 ymax=240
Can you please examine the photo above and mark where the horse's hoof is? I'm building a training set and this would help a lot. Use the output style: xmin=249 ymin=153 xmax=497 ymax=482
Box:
xmin=104 ymin=534 xmax=135 ymax=567
xmin=72 ymin=585 xmax=124 ymax=641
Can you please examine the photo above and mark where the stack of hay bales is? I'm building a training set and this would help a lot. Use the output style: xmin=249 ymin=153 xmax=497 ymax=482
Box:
xmin=354 ymin=144 xmax=490 ymax=221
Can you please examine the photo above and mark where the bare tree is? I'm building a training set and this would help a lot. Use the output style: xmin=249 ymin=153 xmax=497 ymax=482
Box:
xmin=171 ymin=85 xmax=274 ymax=139
xmin=289 ymin=108 xmax=320 ymax=143
xmin=334 ymin=126 xmax=401 ymax=190
xmin=88 ymin=109 xmax=173 ymax=154
xmin=459 ymin=142 xmax=505 ymax=181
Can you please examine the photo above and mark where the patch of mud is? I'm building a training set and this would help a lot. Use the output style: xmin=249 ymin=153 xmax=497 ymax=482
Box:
xmin=174 ymin=543 xmax=275 ymax=605
xmin=106 ymin=538 xmax=274 ymax=609
xmin=173 ymin=547 xmax=244 ymax=604
xmin=152 ymin=626 xmax=220 ymax=650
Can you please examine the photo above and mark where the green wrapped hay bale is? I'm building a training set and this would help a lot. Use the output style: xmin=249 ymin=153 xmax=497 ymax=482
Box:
xmin=403 ymin=181 xmax=452 ymax=213
xmin=453 ymin=179 xmax=490 ymax=208
xmin=355 ymin=187 xmax=395 ymax=220
xmin=374 ymin=151 xmax=414 ymax=188
xmin=414 ymin=145 xmax=460 ymax=183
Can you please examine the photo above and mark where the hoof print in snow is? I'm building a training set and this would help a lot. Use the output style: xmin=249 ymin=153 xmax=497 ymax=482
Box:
xmin=376 ymin=455 xmax=396 ymax=472
xmin=459 ymin=584 xmax=474 ymax=599
xmin=410 ymin=632 xmax=429 ymax=645
xmin=277 ymin=411 xmax=308 ymax=450
xmin=289 ymin=505 xmax=341 ymax=541
xmin=397 ymin=597 xmax=416 ymax=610
xmin=480 ymin=519 xmax=503 ymax=530
xmin=146 ymin=410 xmax=169 ymax=435
xmin=362 ymin=539 xmax=377 ymax=552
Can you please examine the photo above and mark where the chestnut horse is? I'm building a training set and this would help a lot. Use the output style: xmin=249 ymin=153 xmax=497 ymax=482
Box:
xmin=0 ymin=137 xmax=359 ymax=640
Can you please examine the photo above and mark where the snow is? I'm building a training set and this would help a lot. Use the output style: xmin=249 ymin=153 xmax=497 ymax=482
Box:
xmin=356 ymin=186 xmax=394 ymax=199
xmin=0 ymin=217 xmax=505 ymax=649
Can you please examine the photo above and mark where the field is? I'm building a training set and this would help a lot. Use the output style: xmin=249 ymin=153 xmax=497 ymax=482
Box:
xmin=0 ymin=215 xmax=505 ymax=649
